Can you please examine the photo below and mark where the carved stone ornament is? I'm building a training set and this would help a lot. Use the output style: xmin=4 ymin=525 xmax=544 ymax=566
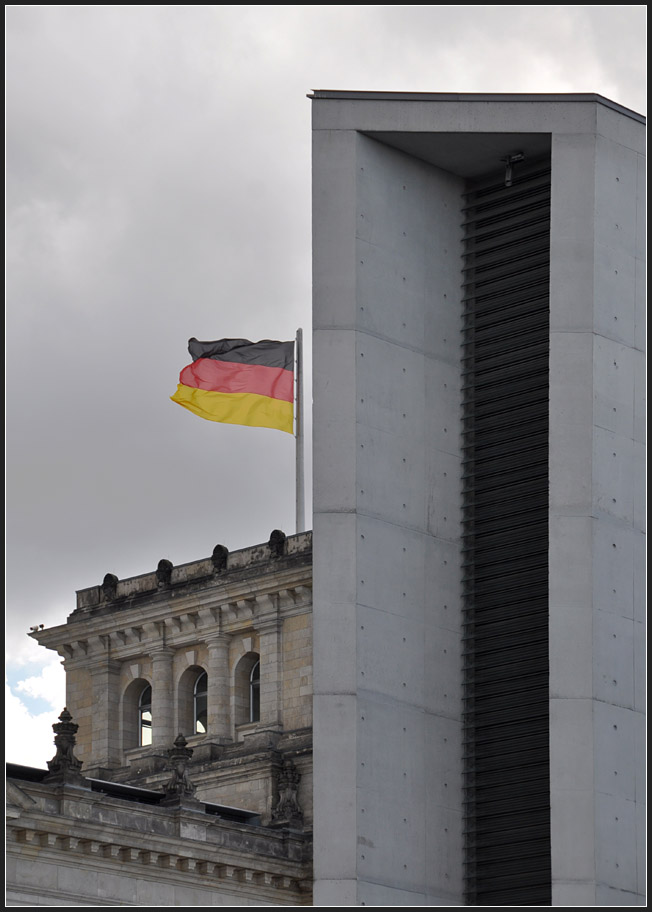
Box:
xmin=156 ymin=559 xmax=174 ymax=588
xmin=162 ymin=733 xmax=197 ymax=801
xmin=101 ymin=573 xmax=118 ymax=601
xmin=269 ymin=529 xmax=287 ymax=559
xmin=45 ymin=708 xmax=84 ymax=783
xmin=212 ymin=544 xmax=229 ymax=573
xmin=271 ymin=757 xmax=304 ymax=827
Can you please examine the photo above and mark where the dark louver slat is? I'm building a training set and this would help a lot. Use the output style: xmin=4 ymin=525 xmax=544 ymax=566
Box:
xmin=462 ymin=161 xmax=551 ymax=906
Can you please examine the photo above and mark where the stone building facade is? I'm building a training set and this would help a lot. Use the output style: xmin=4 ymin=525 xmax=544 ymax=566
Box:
xmin=7 ymin=755 xmax=311 ymax=906
xmin=7 ymin=531 xmax=313 ymax=906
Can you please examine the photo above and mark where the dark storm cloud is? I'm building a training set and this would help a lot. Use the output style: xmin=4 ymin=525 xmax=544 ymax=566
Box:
xmin=7 ymin=8 xmax=310 ymax=659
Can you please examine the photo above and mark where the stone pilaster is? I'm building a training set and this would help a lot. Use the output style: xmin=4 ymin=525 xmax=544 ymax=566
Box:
xmin=206 ymin=635 xmax=231 ymax=741
xmin=89 ymin=656 xmax=122 ymax=770
xmin=258 ymin=614 xmax=282 ymax=732
xmin=151 ymin=647 xmax=175 ymax=746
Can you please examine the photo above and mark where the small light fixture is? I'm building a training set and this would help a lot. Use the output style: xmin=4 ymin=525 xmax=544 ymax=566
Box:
xmin=500 ymin=152 xmax=525 ymax=187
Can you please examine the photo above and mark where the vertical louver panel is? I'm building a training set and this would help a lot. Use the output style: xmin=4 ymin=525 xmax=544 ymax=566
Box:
xmin=462 ymin=160 xmax=551 ymax=906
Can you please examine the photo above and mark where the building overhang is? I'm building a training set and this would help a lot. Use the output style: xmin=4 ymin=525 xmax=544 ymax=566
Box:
xmin=309 ymin=90 xmax=644 ymax=179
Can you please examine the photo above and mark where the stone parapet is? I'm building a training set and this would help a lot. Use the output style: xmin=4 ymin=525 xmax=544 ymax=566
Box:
xmin=7 ymin=770 xmax=312 ymax=906
xmin=70 ymin=530 xmax=312 ymax=613
xmin=29 ymin=533 xmax=312 ymax=665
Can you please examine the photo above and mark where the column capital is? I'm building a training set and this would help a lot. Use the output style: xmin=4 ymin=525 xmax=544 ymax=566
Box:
xmin=205 ymin=633 xmax=232 ymax=648
xmin=151 ymin=646 xmax=175 ymax=660
xmin=256 ymin=617 xmax=281 ymax=636
xmin=89 ymin=659 xmax=122 ymax=677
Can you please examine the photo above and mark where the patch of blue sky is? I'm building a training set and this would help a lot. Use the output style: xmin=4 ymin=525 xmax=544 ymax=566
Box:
xmin=6 ymin=662 xmax=60 ymax=715
xmin=11 ymin=690 xmax=53 ymax=716
xmin=6 ymin=661 xmax=52 ymax=686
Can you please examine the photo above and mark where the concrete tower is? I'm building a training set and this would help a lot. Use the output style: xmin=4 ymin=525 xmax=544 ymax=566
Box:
xmin=310 ymin=92 xmax=645 ymax=906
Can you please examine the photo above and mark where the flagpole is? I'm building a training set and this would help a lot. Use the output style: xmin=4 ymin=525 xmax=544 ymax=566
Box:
xmin=295 ymin=327 xmax=305 ymax=533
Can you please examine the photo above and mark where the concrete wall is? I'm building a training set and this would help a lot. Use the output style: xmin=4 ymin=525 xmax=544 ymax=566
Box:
xmin=311 ymin=93 xmax=645 ymax=907
xmin=548 ymin=107 xmax=646 ymax=906
xmin=312 ymin=127 xmax=465 ymax=905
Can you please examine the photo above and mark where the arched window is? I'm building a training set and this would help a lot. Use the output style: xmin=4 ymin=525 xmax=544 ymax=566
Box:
xmin=249 ymin=660 xmax=260 ymax=723
xmin=139 ymin=684 xmax=152 ymax=746
xmin=234 ymin=652 xmax=261 ymax=727
xmin=122 ymin=677 xmax=152 ymax=752
xmin=194 ymin=671 xmax=207 ymax=734
xmin=178 ymin=665 xmax=208 ymax=738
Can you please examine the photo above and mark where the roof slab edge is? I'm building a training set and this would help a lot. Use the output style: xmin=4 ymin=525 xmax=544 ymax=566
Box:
xmin=308 ymin=91 xmax=645 ymax=124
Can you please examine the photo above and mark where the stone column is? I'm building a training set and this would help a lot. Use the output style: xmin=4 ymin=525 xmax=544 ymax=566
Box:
xmin=88 ymin=655 xmax=122 ymax=772
xmin=151 ymin=647 xmax=175 ymax=747
xmin=206 ymin=635 xmax=231 ymax=741
xmin=258 ymin=617 xmax=282 ymax=732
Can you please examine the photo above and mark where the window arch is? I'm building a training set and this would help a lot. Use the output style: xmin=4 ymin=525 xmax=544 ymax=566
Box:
xmin=139 ymin=684 xmax=152 ymax=746
xmin=177 ymin=665 xmax=208 ymax=738
xmin=249 ymin=660 xmax=260 ymax=723
xmin=122 ymin=677 xmax=152 ymax=751
xmin=194 ymin=670 xmax=207 ymax=734
xmin=234 ymin=652 xmax=261 ymax=726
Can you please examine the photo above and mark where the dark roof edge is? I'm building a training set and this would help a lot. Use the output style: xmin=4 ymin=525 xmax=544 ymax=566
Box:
xmin=308 ymin=91 xmax=645 ymax=124
xmin=6 ymin=763 xmax=259 ymax=822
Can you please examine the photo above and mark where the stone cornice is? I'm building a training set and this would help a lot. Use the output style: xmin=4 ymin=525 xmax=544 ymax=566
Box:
xmin=32 ymin=574 xmax=312 ymax=663
xmin=7 ymin=775 xmax=312 ymax=903
xmin=8 ymin=821 xmax=311 ymax=903
xmin=28 ymin=531 xmax=311 ymax=658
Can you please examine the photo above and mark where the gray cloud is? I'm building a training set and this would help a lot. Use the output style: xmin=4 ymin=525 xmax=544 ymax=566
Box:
xmin=6 ymin=5 xmax=645 ymax=668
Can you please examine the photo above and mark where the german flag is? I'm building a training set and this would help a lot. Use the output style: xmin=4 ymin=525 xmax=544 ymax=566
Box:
xmin=171 ymin=338 xmax=295 ymax=434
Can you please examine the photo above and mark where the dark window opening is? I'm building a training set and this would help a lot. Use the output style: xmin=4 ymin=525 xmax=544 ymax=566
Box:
xmin=194 ymin=671 xmax=207 ymax=734
xmin=139 ymin=684 xmax=152 ymax=746
xmin=249 ymin=660 xmax=260 ymax=723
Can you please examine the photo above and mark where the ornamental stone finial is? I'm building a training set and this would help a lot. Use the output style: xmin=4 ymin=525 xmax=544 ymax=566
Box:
xmin=271 ymin=756 xmax=304 ymax=828
xmin=45 ymin=707 xmax=85 ymax=784
xmin=162 ymin=733 xmax=197 ymax=803
xmin=269 ymin=529 xmax=287 ymax=559
xmin=212 ymin=544 xmax=229 ymax=573
xmin=101 ymin=573 xmax=118 ymax=601
xmin=156 ymin=559 xmax=174 ymax=588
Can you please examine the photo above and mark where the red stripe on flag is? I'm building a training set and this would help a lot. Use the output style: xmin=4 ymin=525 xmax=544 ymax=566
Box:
xmin=179 ymin=358 xmax=293 ymax=403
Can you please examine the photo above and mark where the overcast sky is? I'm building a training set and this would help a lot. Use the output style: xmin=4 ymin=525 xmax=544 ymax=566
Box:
xmin=6 ymin=5 xmax=646 ymax=767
